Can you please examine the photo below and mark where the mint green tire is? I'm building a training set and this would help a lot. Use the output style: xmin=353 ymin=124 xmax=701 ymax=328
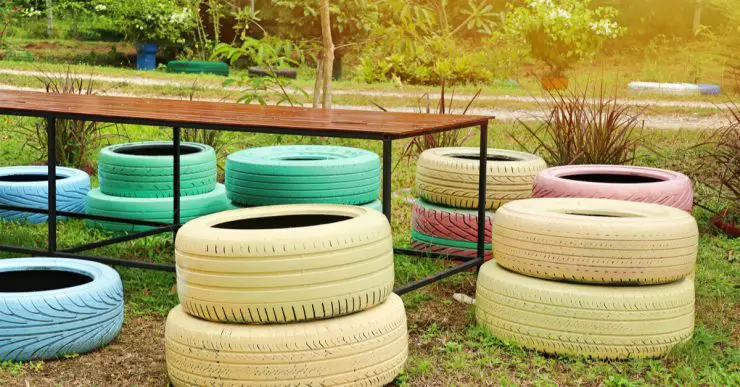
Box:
xmin=85 ymin=184 xmax=231 ymax=232
xmin=226 ymin=145 xmax=380 ymax=206
xmin=167 ymin=60 xmax=229 ymax=76
xmin=98 ymin=142 xmax=217 ymax=198
xmin=363 ymin=200 xmax=382 ymax=212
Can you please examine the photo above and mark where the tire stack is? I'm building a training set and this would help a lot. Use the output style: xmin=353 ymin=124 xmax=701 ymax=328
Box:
xmin=225 ymin=145 xmax=383 ymax=211
xmin=413 ymin=148 xmax=547 ymax=258
xmin=165 ymin=204 xmax=408 ymax=386
xmin=86 ymin=141 xmax=230 ymax=231
xmin=475 ymin=197 xmax=699 ymax=359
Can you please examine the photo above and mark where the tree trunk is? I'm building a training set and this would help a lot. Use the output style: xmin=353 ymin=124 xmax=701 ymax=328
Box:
xmin=312 ymin=54 xmax=323 ymax=108
xmin=46 ymin=0 xmax=53 ymax=36
xmin=693 ymin=0 xmax=703 ymax=36
xmin=319 ymin=0 xmax=334 ymax=109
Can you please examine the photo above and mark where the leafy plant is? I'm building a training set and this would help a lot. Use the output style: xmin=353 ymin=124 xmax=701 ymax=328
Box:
xmin=372 ymin=80 xmax=481 ymax=164
xmin=213 ymin=37 xmax=307 ymax=106
xmin=263 ymin=0 xmax=380 ymax=46
xmin=386 ymin=0 xmax=500 ymax=38
xmin=184 ymin=0 xmax=233 ymax=60
xmin=106 ymin=0 xmax=194 ymax=44
xmin=503 ymin=0 xmax=624 ymax=76
xmin=692 ymin=103 xmax=740 ymax=211
xmin=11 ymin=68 xmax=124 ymax=169
xmin=356 ymin=1 xmax=522 ymax=85
xmin=511 ymin=83 xmax=651 ymax=166
xmin=0 ymin=0 xmax=23 ymax=46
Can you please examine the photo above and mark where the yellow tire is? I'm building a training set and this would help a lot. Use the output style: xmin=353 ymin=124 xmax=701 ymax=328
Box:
xmin=475 ymin=262 xmax=695 ymax=359
xmin=165 ymin=294 xmax=408 ymax=386
xmin=416 ymin=148 xmax=546 ymax=210
xmin=175 ymin=204 xmax=394 ymax=323
xmin=493 ymin=198 xmax=698 ymax=284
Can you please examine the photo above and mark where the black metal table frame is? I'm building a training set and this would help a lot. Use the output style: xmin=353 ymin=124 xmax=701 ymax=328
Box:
xmin=0 ymin=111 xmax=489 ymax=295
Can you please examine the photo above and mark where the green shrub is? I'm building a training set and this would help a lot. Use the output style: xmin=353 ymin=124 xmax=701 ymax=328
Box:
xmin=503 ymin=0 xmax=624 ymax=76
xmin=105 ymin=0 xmax=194 ymax=44
xmin=356 ymin=35 xmax=521 ymax=85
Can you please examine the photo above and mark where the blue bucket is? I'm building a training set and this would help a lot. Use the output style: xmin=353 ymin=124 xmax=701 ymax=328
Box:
xmin=136 ymin=43 xmax=158 ymax=71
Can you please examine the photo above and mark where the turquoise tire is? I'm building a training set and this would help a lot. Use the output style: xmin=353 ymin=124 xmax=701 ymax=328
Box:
xmin=225 ymin=145 xmax=381 ymax=206
xmin=98 ymin=141 xmax=217 ymax=198
xmin=86 ymin=184 xmax=230 ymax=232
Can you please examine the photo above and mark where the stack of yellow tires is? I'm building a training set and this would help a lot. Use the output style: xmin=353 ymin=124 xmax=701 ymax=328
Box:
xmin=165 ymin=204 xmax=408 ymax=386
xmin=413 ymin=148 xmax=546 ymax=259
xmin=475 ymin=197 xmax=699 ymax=359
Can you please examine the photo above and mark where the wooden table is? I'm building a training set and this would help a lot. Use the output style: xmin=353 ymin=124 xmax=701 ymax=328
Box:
xmin=0 ymin=90 xmax=493 ymax=294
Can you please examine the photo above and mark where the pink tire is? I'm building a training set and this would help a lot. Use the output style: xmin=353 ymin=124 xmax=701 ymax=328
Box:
xmin=412 ymin=199 xmax=493 ymax=244
xmin=533 ymin=165 xmax=693 ymax=212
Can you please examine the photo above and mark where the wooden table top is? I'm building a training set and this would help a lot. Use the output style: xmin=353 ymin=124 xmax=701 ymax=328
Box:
xmin=0 ymin=90 xmax=492 ymax=139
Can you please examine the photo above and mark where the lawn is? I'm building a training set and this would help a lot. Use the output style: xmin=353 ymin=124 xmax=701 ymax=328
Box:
xmin=0 ymin=115 xmax=737 ymax=386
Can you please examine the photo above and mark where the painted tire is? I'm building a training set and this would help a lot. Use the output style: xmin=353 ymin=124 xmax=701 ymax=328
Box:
xmin=98 ymin=141 xmax=217 ymax=198
xmin=412 ymin=198 xmax=493 ymax=244
xmin=410 ymin=228 xmax=493 ymax=260
xmin=532 ymin=165 xmax=693 ymax=211
xmin=363 ymin=199 xmax=382 ymax=212
xmin=410 ymin=240 xmax=493 ymax=260
xmin=175 ymin=204 xmax=394 ymax=323
xmin=248 ymin=66 xmax=297 ymax=79
xmin=416 ymin=148 xmax=546 ymax=210
xmin=698 ymin=84 xmax=720 ymax=96
xmin=0 ymin=166 xmax=90 ymax=224
xmin=166 ymin=294 xmax=407 ymax=386
xmin=475 ymin=262 xmax=695 ymax=359
xmin=226 ymin=145 xmax=380 ymax=206
xmin=167 ymin=60 xmax=229 ymax=76
xmin=493 ymin=198 xmax=698 ymax=284
xmin=226 ymin=199 xmax=383 ymax=212
xmin=86 ymin=184 xmax=230 ymax=232
xmin=0 ymin=258 xmax=123 ymax=361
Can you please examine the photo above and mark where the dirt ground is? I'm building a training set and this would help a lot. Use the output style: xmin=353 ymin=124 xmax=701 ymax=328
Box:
xmin=1 ymin=317 xmax=168 ymax=387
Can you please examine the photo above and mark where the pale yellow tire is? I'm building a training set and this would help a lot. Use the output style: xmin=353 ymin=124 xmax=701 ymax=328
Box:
xmin=416 ymin=148 xmax=547 ymax=210
xmin=175 ymin=204 xmax=394 ymax=323
xmin=493 ymin=198 xmax=698 ymax=284
xmin=165 ymin=294 xmax=408 ymax=386
xmin=475 ymin=262 xmax=695 ymax=359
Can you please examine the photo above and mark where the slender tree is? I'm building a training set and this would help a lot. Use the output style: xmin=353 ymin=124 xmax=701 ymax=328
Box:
xmin=313 ymin=0 xmax=334 ymax=109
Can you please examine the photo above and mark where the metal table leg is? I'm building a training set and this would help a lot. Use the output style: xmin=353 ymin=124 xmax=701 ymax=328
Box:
xmin=382 ymin=138 xmax=392 ymax=221
xmin=47 ymin=116 xmax=57 ymax=253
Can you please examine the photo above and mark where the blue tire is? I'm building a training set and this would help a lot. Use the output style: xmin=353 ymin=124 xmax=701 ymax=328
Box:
xmin=0 ymin=166 xmax=90 ymax=224
xmin=698 ymin=84 xmax=721 ymax=96
xmin=0 ymin=258 xmax=124 ymax=361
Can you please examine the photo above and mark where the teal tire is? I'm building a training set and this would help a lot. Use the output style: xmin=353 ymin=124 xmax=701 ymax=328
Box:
xmin=227 ymin=199 xmax=382 ymax=211
xmin=167 ymin=60 xmax=229 ymax=76
xmin=363 ymin=199 xmax=382 ymax=212
xmin=226 ymin=145 xmax=380 ymax=206
xmin=98 ymin=141 xmax=217 ymax=198
xmin=86 ymin=184 xmax=230 ymax=232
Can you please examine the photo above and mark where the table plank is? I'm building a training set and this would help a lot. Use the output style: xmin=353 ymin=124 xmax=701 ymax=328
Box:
xmin=0 ymin=90 xmax=492 ymax=139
